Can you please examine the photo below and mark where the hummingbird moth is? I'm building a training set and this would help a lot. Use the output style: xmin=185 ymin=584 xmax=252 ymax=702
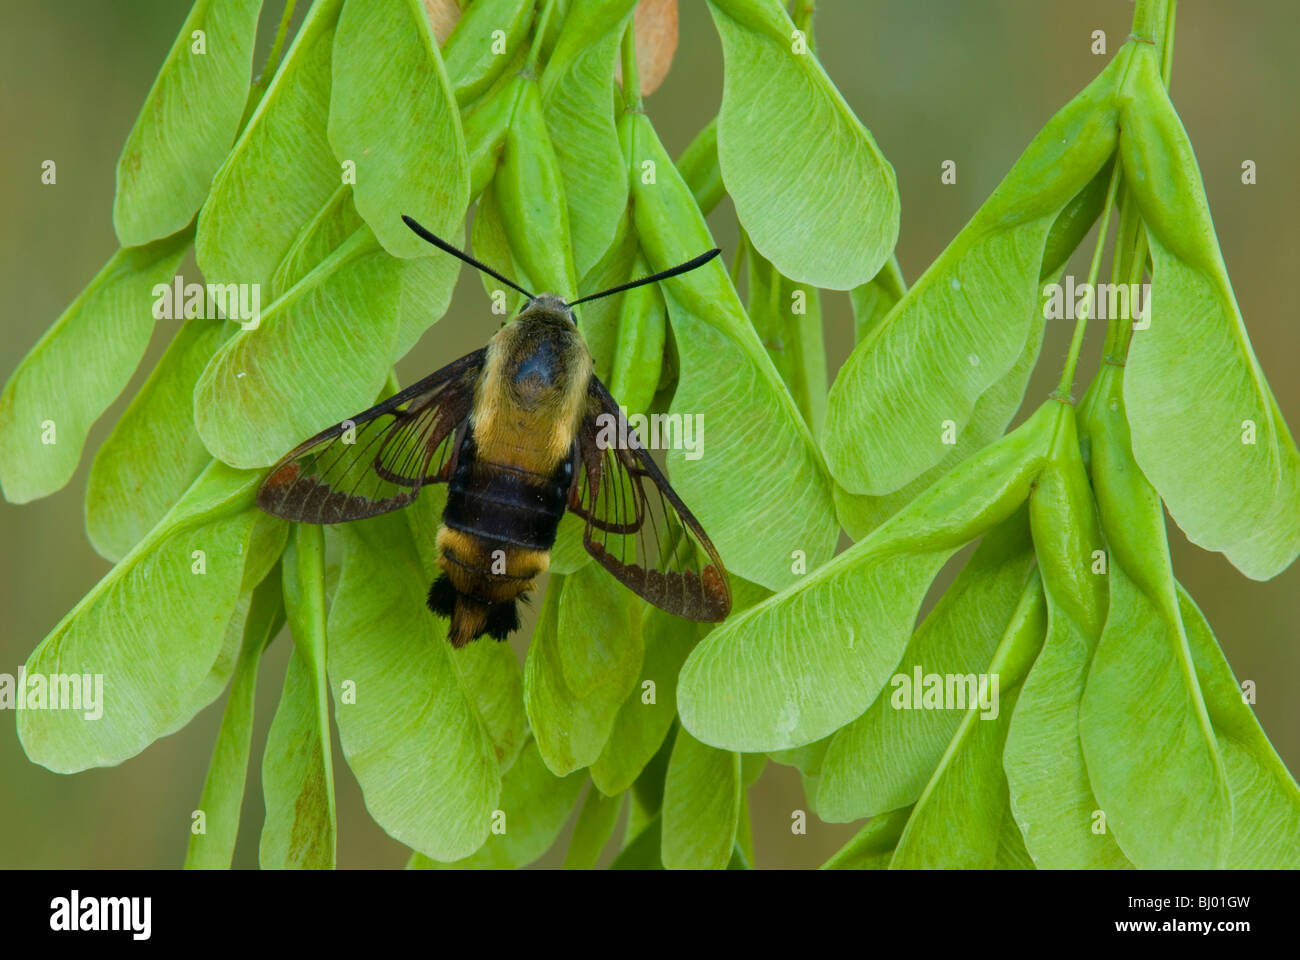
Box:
xmin=257 ymin=215 xmax=731 ymax=647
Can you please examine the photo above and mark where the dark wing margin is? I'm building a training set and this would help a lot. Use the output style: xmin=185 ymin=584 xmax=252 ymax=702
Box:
xmin=571 ymin=376 xmax=731 ymax=621
xmin=257 ymin=348 xmax=485 ymax=523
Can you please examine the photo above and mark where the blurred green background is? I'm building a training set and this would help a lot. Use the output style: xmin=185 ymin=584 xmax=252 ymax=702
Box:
xmin=2 ymin=0 xmax=1297 ymax=869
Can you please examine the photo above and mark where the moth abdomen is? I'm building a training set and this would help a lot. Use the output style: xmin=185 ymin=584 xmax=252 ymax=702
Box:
xmin=432 ymin=435 xmax=570 ymax=645
xmin=441 ymin=480 xmax=565 ymax=553
xmin=444 ymin=434 xmax=572 ymax=553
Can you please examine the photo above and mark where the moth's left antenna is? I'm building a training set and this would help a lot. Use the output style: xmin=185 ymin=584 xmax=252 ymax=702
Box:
xmin=401 ymin=215 xmax=535 ymax=300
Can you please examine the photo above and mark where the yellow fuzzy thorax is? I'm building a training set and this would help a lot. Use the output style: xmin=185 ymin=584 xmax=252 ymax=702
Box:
xmin=469 ymin=314 xmax=592 ymax=475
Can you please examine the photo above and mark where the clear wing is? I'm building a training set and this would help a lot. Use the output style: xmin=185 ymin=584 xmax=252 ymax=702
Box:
xmin=257 ymin=349 xmax=485 ymax=523
xmin=571 ymin=376 xmax=731 ymax=621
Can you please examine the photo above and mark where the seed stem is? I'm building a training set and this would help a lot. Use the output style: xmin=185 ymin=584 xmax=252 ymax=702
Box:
xmin=522 ymin=0 xmax=555 ymax=79
xmin=1099 ymin=185 xmax=1138 ymax=362
xmin=1053 ymin=160 xmax=1122 ymax=401
xmin=1130 ymin=0 xmax=1172 ymax=48
xmin=1114 ymin=226 xmax=1150 ymax=360
xmin=240 ymin=0 xmax=298 ymax=131
xmin=1160 ymin=1 xmax=1178 ymax=86
xmin=620 ymin=14 xmax=642 ymax=112
xmin=255 ymin=0 xmax=298 ymax=92
xmin=792 ymin=0 xmax=816 ymax=50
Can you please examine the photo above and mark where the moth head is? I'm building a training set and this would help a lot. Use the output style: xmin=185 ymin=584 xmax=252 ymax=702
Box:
xmin=525 ymin=293 xmax=576 ymax=325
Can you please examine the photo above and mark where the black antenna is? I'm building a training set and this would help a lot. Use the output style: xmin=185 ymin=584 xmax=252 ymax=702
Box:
xmin=568 ymin=249 xmax=721 ymax=306
xmin=402 ymin=214 xmax=535 ymax=300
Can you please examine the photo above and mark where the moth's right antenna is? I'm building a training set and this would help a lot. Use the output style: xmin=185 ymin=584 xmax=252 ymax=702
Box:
xmin=568 ymin=249 xmax=721 ymax=306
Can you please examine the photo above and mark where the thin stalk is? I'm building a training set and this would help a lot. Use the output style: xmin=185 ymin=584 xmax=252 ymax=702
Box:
xmin=1114 ymin=226 xmax=1150 ymax=360
xmin=1160 ymin=0 xmax=1178 ymax=87
xmin=522 ymin=0 xmax=555 ymax=79
xmin=1130 ymin=0 xmax=1172 ymax=47
xmin=254 ymin=0 xmax=298 ymax=91
xmin=620 ymin=16 xmax=643 ymax=112
xmin=1099 ymin=185 xmax=1141 ymax=362
xmin=792 ymin=0 xmax=816 ymax=49
xmin=239 ymin=0 xmax=298 ymax=131
xmin=1053 ymin=160 xmax=1122 ymax=400
xmin=731 ymin=227 xmax=749 ymax=289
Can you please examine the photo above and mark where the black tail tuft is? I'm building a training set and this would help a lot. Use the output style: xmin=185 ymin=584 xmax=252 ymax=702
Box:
xmin=484 ymin=600 xmax=520 ymax=641
xmin=429 ymin=576 xmax=518 ymax=645
xmin=427 ymin=574 xmax=457 ymax=617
